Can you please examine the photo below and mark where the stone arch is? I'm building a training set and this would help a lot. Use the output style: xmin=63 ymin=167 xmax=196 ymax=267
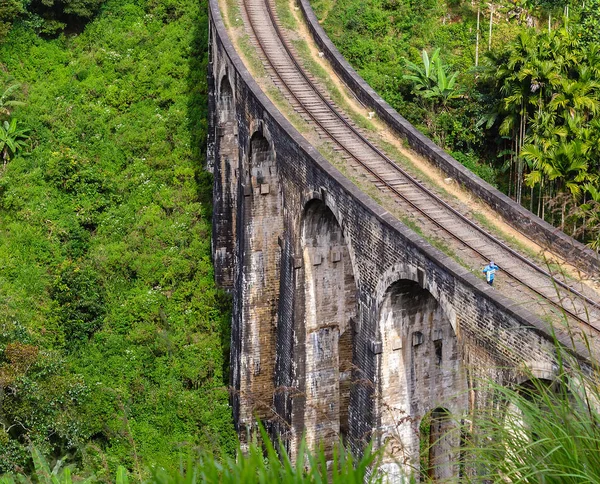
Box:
xmin=237 ymin=126 xmax=284 ymax=437
xmin=292 ymin=198 xmax=357 ymax=459
xmin=518 ymin=377 xmax=556 ymax=400
xmin=218 ymin=73 xmax=235 ymax=123
xmin=212 ymin=73 xmax=239 ymax=289
xmin=498 ymin=375 xmax=564 ymax=467
xmin=299 ymin=189 xmax=361 ymax=293
xmin=516 ymin=361 xmax=557 ymax=385
xmin=374 ymin=262 xmax=458 ymax=335
xmin=374 ymin=278 xmax=466 ymax=480
xmin=515 ymin=376 xmax=571 ymax=412
xmin=509 ymin=366 xmax=562 ymax=425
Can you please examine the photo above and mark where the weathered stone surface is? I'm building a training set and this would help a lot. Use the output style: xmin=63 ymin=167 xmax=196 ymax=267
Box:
xmin=208 ymin=0 xmax=590 ymax=477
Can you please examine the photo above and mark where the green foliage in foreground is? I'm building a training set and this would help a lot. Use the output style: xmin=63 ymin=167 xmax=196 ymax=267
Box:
xmin=1 ymin=429 xmax=384 ymax=483
xmin=463 ymin=361 xmax=600 ymax=483
xmin=414 ymin=333 xmax=600 ymax=483
xmin=0 ymin=117 xmax=29 ymax=166
xmin=5 ymin=348 xmax=600 ymax=484
xmin=0 ymin=1 xmax=24 ymax=40
xmin=0 ymin=0 xmax=235 ymax=477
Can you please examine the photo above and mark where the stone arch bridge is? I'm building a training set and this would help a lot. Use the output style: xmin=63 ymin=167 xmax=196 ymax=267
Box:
xmin=207 ymin=0 xmax=599 ymax=476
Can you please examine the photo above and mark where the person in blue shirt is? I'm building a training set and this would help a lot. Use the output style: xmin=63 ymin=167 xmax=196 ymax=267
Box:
xmin=483 ymin=260 xmax=499 ymax=286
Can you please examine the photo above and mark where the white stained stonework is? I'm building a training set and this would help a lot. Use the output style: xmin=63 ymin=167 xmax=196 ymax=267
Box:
xmin=300 ymin=201 xmax=356 ymax=459
xmin=376 ymin=280 xmax=466 ymax=480
xmin=239 ymin=129 xmax=284 ymax=430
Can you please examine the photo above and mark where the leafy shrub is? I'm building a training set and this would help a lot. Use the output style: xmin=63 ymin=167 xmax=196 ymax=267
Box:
xmin=50 ymin=262 xmax=106 ymax=346
xmin=579 ymin=0 xmax=600 ymax=44
xmin=0 ymin=1 xmax=23 ymax=42
xmin=451 ymin=151 xmax=497 ymax=186
xmin=0 ymin=118 xmax=29 ymax=166
xmin=0 ymin=337 xmax=88 ymax=473
xmin=0 ymin=0 xmax=108 ymax=39
xmin=32 ymin=0 xmax=106 ymax=18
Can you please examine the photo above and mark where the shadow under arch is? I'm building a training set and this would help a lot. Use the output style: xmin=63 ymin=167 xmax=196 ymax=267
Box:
xmin=218 ymin=73 xmax=234 ymax=117
xmin=517 ymin=377 xmax=558 ymax=402
xmin=374 ymin=263 xmax=458 ymax=336
xmin=374 ymin=278 xmax=466 ymax=480
xmin=292 ymin=198 xmax=358 ymax=459
xmin=512 ymin=376 xmax=571 ymax=418
xmin=419 ymin=407 xmax=460 ymax=482
xmin=299 ymin=189 xmax=362 ymax=293
xmin=498 ymin=376 xmax=568 ymax=470
xmin=212 ymin=73 xmax=238 ymax=289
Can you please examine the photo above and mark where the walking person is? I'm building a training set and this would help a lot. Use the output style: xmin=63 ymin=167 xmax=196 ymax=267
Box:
xmin=483 ymin=260 xmax=499 ymax=286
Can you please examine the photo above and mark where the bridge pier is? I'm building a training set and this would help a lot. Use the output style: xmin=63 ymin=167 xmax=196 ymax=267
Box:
xmin=374 ymin=278 xmax=466 ymax=478
xmin=290 ymin=199 xmax=357 ymax=459
xmin=234 ymin=122 xmax=285 ymax=442
xmin=212 ymin=73 xmax=239 ymax=290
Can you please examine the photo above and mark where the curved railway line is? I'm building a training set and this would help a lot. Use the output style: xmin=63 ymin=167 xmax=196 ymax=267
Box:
xmin=235 ymin=0 xmax=600 ymax=340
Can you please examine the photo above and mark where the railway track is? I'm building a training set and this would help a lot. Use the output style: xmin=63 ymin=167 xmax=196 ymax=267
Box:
xmin=236 ymin=0 xmax=600 ymax=340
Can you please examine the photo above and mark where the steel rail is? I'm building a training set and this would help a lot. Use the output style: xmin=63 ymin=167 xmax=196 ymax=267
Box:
xmin=241 ymin=0 xmax=600 ymax=330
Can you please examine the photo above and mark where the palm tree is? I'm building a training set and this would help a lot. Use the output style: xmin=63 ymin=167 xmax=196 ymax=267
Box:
xmin=482 ymin=29 xmax=542 ymax=203
xmin=0 ymin=118 xmax=29 ymax=167
xmin=521 ymin=107 xmax=569 ymax=216
xmin=548 ymin=140 xmax=591 ymax=230
xmin=482 ymin=21 xmax=600 ymax=208
xmin=548 ymin=141 xmax=590 ymax=195
xmin=478 ymin=11 xmax=600 ymax=240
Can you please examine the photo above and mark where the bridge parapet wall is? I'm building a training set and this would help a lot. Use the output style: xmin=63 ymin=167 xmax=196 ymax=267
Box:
xmin=208 ymin=0 xmax=583 ymax=471
xmin=297 ymin=0 xmax=600 ymax=275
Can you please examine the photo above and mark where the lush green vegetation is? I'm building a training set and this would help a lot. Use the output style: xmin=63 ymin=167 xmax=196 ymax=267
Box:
xmin=2 ymin=0 xmax=600 ymax=480
xmin=479 ymin=19 xmax=600 ymax=245
xmin=0 ymin=0 xmax=236 ymax=478
xmin=5 ymin=353 xmax=600 ymax=484
xmin=312 ymin=0 xmax=600 ymax=250
xmin=461 ymin=347 xmax=600 ymax=483
xmin=1 ymin=429 xmax=385 ymax=483
xmin=0 ymin=0 xmax=108 ymax=39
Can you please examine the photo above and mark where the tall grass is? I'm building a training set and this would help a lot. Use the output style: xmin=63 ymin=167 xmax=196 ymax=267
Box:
xmin=1 ymin=427 xmax=384 ymax=483
xmin=414 ymin=364 xmax=600 ymax=483
xmin=416 ymin=267 xmax=600 ymax=483
xmin=458 ymin=358 xmax=600 ymax=483
xmin=153 ymin=428 xmax=383 ymax=484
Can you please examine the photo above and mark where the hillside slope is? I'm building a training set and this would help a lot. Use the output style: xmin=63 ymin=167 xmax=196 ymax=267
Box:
xmin=0 ymin=0 xmax=235 ymax=476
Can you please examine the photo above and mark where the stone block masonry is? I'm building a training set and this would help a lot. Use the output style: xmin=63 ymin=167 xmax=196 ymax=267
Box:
xmin=208 ymin=0 xmax=591 ymax=477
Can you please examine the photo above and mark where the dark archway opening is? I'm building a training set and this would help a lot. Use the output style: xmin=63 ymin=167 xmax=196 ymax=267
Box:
xmin=213 ymin=75 xmax=238 ymax=289
xmin=420 ymin=407 xmax=458 ymax=481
